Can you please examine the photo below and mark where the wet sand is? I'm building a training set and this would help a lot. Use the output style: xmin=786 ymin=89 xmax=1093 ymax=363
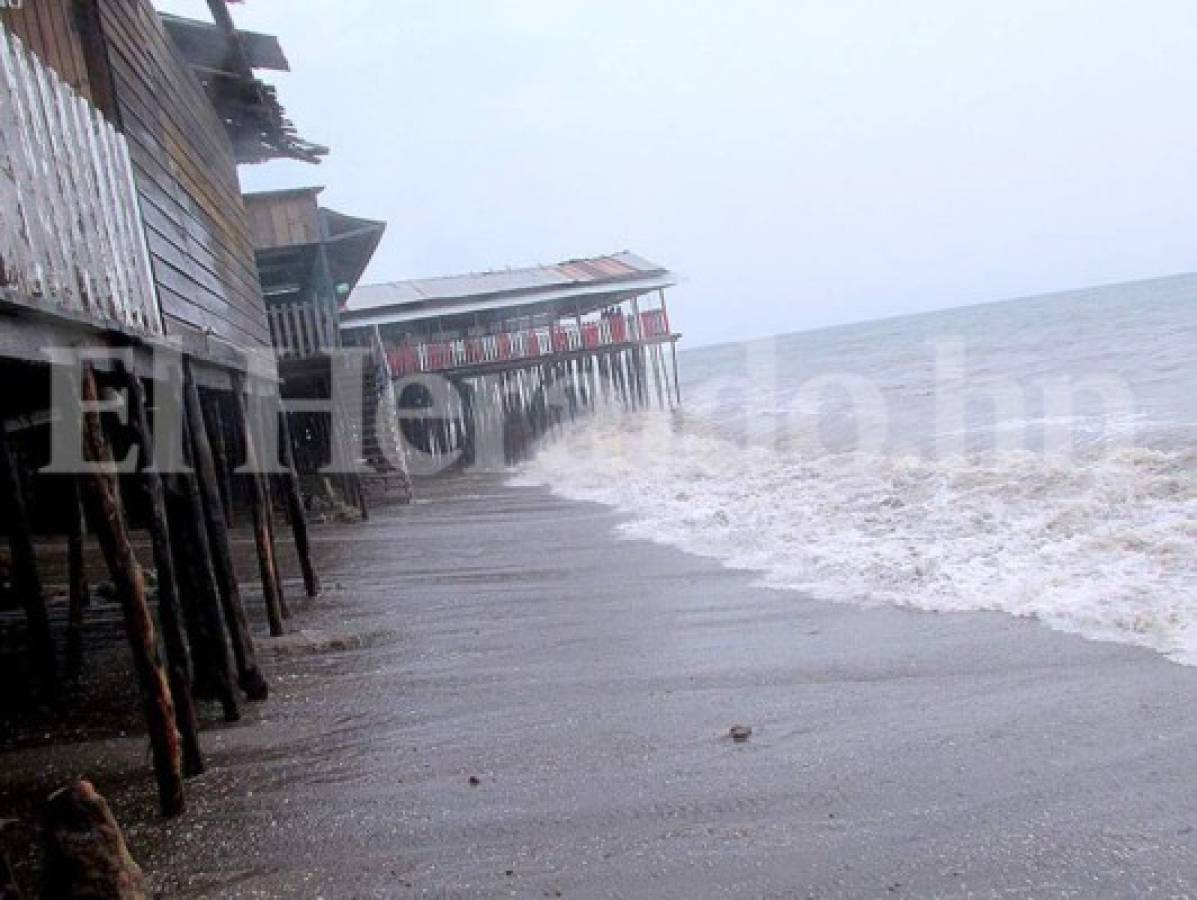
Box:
xmin=6 ymin=474 xmax=1197 ymax=897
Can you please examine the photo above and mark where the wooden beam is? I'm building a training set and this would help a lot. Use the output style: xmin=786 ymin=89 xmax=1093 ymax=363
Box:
xmin=203 ymin=395 xmax=236 ymax=527
xmin=80 ymin=365 xmax=183 ymax=818
xmin=231 ymin=375 xmax=286 ymax=636
xmin=120 ymin=365 xmax=204 ymax=777
xmin=279 ymin=410 xmax=320 ymax=598
xmin=0 ymin=412 xmax=56 ymax=699
xmin=163 ymin=460 xmax=241 ymax=723
xmin=670 ymin=340 xmax=682 ymax=406
xmin=261 ymin=469 xmax=290 ymax=618
xmin=184 ymin=367 xmax=269 ymax=700
xmin=65 ymin=476 xmax=88 ymax=678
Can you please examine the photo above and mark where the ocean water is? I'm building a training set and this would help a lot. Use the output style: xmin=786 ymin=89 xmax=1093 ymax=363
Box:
xmin=516 ymin=274 xmax=1197 ymax=663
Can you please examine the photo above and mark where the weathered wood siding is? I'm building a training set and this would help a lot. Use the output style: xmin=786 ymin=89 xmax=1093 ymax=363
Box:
xmin=0 ymin=24 xmax=159 ymax=333
xmin=0 ymin=0 xmax=92 ymax=100
xmin=95 ymin=0 xmax=271 ymax=351
xmin=245 ymin=193 xmax=322 ymax=250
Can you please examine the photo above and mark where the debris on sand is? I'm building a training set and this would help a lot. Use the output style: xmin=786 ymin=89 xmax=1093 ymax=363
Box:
xmin=42 ymin=780 xmax=147 ymax=899
xmin=258 ymin=628 xmax=389 ymax=657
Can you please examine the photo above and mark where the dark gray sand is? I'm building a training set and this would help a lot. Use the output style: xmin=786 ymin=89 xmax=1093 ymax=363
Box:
xmin=5 ymin=474 xmax=1197 ymax=897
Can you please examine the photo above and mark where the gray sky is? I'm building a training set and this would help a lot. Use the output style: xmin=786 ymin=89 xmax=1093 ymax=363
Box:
xmin=160 ymin=0 xmax=1197 ymax=346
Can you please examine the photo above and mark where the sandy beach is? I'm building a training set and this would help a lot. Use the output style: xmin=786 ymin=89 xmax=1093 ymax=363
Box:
xmin=4 ymin=474 xmax=1197 ymax=897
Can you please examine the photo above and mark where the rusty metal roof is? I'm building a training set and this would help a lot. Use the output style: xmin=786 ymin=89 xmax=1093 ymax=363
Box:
xmin=344 ymin=252 xmax=673 ymax=318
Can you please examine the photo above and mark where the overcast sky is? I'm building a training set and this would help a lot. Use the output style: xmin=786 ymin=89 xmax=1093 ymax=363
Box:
xmin=159 ymin=0 xmax=1197 ymax=346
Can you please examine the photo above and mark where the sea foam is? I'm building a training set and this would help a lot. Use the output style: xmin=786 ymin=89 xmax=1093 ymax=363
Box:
xmin=515 ymin=410 xmax=1197 ymax=664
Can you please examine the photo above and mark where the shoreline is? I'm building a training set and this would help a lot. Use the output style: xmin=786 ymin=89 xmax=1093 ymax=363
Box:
xmin=5 ymin=474 xmax=1197 ymax=895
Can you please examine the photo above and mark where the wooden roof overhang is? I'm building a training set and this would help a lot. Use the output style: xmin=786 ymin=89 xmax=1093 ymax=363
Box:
xmin=161 ymin=7 xmax=327 ymax=165
xmin=248 ymin=202 xmax=387 ymax=307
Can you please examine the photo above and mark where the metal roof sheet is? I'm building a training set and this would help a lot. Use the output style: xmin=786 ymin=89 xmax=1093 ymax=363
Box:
xmin=345 ymin=251 xmax=672 ymax=316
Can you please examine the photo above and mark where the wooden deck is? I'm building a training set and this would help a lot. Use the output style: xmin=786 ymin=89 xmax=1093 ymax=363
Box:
xmin=385 ymin=310 xmax=675 ymax=378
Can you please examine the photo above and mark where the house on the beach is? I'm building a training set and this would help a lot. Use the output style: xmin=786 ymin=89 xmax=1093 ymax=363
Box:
xmin=340 ymin=252 xmax=681 ymax=469
xmin=0 ymin=0 xmax=332 ymax=817
xmin=242 ymin=187 xmax=411 ymax=512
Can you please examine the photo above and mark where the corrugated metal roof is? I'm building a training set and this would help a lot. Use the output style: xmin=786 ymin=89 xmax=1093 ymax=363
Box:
xmin=345 ymin=251 xmax=672 ymax=315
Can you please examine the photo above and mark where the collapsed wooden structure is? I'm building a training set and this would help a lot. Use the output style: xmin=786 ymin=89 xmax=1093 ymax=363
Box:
xmin=0 ymin=0 xmax=333 ymax=817
xmin=340 ymin=253 xmax=681 ymax=468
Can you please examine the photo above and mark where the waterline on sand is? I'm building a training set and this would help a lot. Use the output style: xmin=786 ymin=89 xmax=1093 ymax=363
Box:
xmin=514 ymin=410 xmax=1197 ymax=664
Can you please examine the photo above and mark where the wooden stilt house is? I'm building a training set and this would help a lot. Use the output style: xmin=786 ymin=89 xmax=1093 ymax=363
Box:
xmin=0 ymin=0 xmax=326 ymax=817
xmin=339 ymin=253 xmax=681 ymax=469
xmin=243 ymin=187 xmax=411 ymax=512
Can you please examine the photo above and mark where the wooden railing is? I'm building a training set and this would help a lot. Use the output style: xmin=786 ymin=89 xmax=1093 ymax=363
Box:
xmin=386 ymin=308 xmax=671 ymax=377
xmin=0 ymin=27 xmax=161 ymax=335
xmin=266 ymin=300 xmax=340 ymax=358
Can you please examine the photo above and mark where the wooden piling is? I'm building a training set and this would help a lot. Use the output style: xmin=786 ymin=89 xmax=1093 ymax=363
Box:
xmin=651 ymin=344 xmax=667 ymax=409
xmin=184 ymin=369 xmax=269 ymax=700
xmin=260 ymin=470 xmax=292 ymax=617
xmin=231 ymin=377 xmax=286 ymax=637
xmin=65 ymin=476 xmax=88 ymax=678
xmin=670 ymin=341 xmax=682 ymax=406
xmin=79 ymin=365 xmax=184 ymax=818
xmin=203 ymin=396 xmax=236 ymax=528
xmin=589 ymin=354 xmax=601 ymax=408
xmin=596 ymin=353 xmax=608 ymax=407
xmin=279 ymin=410 xmax=320 ymax=598
xmin=637 ymin=347 xmax=651 ymax=408
xmin=120 ymin=366 xmax=204 ymax=776
xmin=0 ymin=417 xmax=56 ymax=699
xmin=614 ymin=351 xmax=628 ymax=408
xmin=163 ymin=464 xmax=241 ymax=722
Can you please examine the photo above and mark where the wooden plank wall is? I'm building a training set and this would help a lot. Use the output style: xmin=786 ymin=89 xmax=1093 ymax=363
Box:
xmin=0 ymin=0 xmax=92 ymax=101
xmin=94 ymin=0 xmax=272 ymax=352
xmin=244 ymin=193 xmax=322 ymax=250
xmin=0 ymin=25 xmax=160 ymax=333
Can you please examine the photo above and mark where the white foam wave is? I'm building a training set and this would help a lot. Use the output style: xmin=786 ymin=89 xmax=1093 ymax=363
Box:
xmin=514 ymin=411 xmax=1197 ymax=663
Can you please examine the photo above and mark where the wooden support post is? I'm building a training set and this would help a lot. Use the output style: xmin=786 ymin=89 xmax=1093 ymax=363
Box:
xmin=596 ymin=353 xmax=608 ymax=408
xmin=203 ymin=397 xmax=236 ymax=527
xmin=629 ymin=297 xmax=648 ymax=408
xmin=498 ymin=372 xmax=512 ymax=465
xmin=65 ymin=476 xmax=88 ymax=678
xmin=632 ymin=349 xmax=643 ymax=408
xmin=614 ymin=351 xmax=628 ymax=408
xmin=628 ymin=349 xmax=640 ymax=409
xmin=184 ymin=369 xmax=269 ymax=700
xmin=231 ymin=377 xmax=286 ymax=637
xmin=0 ymin=419 xmax=56 ymax=699
xmin=352 ymin=473 xmax=369 ymax=522
xmin=260 ymin=471 xmax=291 ymax=617
xmin=670 ymin=340 xmax=682 ymax=406
xmin=279 ymin=410 xmax=320 ymax=598
xmin=163 ymin=465 xmax=241 ymax=722
xmin=120 ymin=366 xmax=204 ymax=776
xmin=639 ymin=347 xmax=651 ymax=407
xmin=79 ymin=365 xmax=184 ymax=818
xmin=651 ymin=344 xmax=667 ymax=409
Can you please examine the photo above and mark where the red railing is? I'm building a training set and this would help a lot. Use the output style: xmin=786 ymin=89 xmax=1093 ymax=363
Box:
xmin=386 ymin=309 xmax=672 ymax=377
